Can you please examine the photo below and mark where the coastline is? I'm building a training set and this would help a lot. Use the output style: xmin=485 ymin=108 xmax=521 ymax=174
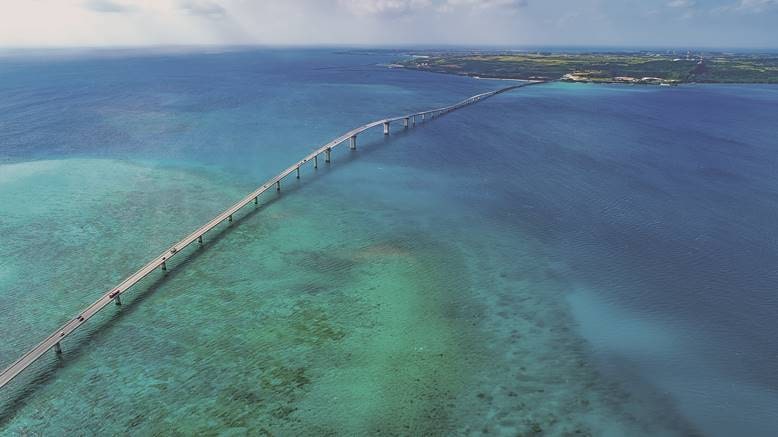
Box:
xmin=394 ymin=51 xmax=778 ymax=85
xmin=391 ymin=65 xmax=678 ymax=86
xmin=396 ymin=65 xmax=778 ymax=86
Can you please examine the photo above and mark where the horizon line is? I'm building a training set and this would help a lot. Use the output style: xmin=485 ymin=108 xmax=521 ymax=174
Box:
xmin=1 ymin=43 xmax=778 ymax=53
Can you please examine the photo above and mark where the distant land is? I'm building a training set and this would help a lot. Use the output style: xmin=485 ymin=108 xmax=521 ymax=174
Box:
xmin=394 ymin=50 xmax=778 ymax=85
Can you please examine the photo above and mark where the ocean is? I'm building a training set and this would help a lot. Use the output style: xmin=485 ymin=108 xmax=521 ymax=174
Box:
xmin=1 ymin=48 xmax=777 ymax=435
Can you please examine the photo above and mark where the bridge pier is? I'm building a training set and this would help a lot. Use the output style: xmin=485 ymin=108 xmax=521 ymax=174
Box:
xmin=254 ymin=196 xmax=258 ymax=205
xmin=404 ymin=117 xmax=409 ymax=128
xmin=114 ymin=293 xmax=122 ymax=306
xmin=350 ymin=135 xmax=357 ymax=150
xmin=383 ymin=122 xmax=390 ymax=135
xmin=325 ymin=148 xmax=331 ymax=163
xmin=198 ymin=235 xmax=203 ymax=245
xmin=54 ymin=342 xmax=62 ymax=355
xmin=161 ymin=261 xmax=167 ymax=271
xmin=422 ymin=114 xmax=426 ymax=121
xmin=228 ymin=214 xmax=233 ymax=223
xmin=314 ymin=155 xmax=318 ymax=168
xmin=276 ymin=181 xmax=281 ymax=191
xmin=296 ymin=167 xmax=300 ymax=179
xmin=412 ymin=116 xmax=416 ymax=126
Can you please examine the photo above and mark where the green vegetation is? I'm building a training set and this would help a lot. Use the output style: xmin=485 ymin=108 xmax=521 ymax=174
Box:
xmin=398 ymin=51 xmax=778 ymax=84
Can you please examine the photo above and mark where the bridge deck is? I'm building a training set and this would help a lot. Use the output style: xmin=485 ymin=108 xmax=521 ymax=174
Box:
xmin=0 ymin=82 xmax=537 ymax=390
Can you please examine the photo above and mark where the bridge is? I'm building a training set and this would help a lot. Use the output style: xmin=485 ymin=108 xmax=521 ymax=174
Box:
xmin=0 ymin=82 xmax=536 ymax=390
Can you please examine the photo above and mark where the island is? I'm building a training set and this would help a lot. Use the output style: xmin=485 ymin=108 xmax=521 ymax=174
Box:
xmin=395 ymin=50 xmax=778 ymax=84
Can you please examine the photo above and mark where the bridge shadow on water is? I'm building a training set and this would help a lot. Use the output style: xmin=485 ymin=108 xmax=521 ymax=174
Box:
xmin=0 ymin=116 xmax=438 ymax=426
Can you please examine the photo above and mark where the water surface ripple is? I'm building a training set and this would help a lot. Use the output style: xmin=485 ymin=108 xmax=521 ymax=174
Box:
xmin=1 ymin=49 xmax=777 ymax=436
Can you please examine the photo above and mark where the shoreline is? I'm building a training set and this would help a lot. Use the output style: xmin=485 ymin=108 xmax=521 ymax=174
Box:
xmin=396 ymin=65 xmax=778 ymax=85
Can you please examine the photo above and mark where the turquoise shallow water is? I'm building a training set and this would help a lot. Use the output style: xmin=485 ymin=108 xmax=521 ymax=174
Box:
xmin=1 ymin=49 xmax=777 ymax=435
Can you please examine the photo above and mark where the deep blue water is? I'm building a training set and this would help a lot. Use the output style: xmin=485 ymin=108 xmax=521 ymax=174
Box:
xmin=0 ymin=48 xmax=777 ymax=435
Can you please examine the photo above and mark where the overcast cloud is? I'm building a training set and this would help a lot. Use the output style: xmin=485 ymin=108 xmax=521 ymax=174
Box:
xmin=0 ymin=0 xmax=774 ymax=48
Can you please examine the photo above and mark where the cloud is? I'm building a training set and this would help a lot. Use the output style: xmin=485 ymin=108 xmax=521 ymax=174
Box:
xmin=84 ymin=0 xmax=134 ymax=13
xmin=733 ymin=0 xmax=778 ymax=12
xmin=0 ymin=0 xmax=775 ymax=49
xmin=712 ymin=0 xmax=778 ymax=14
xmin=445 ymin=0 xmax=528 ymax=9
xmin=338 ymin=0 xmax=527 ymax=16
xmin=337 ymin=0 xmax=432 ymax=17
xmin=436 ymin=0 xmax=528 ymax=15
xmin=180 ymin=0 xmax=227 ymax=19
xmin=667 ymin=0 xmax=695 ymax=7
xmin=665 ymin=0 xmax=698 ymax=20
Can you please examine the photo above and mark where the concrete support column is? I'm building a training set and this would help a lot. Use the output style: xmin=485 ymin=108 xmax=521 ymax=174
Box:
xmin=296 ymin=167 xmax=300 ymax=179
xmin=254 ymin=196 xmax=258 ymax=205
xmin=228 ymin=214 xmax=233 ymax=222
xmin=276 ymin=181 xmax=281 ymax=191
xmin=54 ymin=342 xmax=62 ymax=355
xmin=114 ymin=294 xmax=122 ymax=306
xmin=383 ymin=122 xmax=390 ymax=135
xmin=161 ymin=261 xmax=167 ymax=271
xmin=404 ymin=117 xmax=409 ymax=128
xmin=198 ymin=235 xmax=203 ymax=245
xmin=422 ymin=114 xmax=426 ymax=121
xmin=325 ymin=148 xmax=331 ymax=163
xmin=412 ymin=116 xmax=416 ymax=126
xmin=350 ymin=135 xmax=357 ymax=150
xmin=314 ymin=155 xmax=318 ymax=168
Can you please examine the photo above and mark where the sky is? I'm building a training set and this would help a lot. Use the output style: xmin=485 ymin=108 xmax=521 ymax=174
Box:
xmin=0 ymin=0 xmax=776 ymax=48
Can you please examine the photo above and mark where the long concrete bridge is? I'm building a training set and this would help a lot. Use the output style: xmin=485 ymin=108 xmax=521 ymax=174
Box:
xmin=0 ymin=82 xmax=537 ymax=390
